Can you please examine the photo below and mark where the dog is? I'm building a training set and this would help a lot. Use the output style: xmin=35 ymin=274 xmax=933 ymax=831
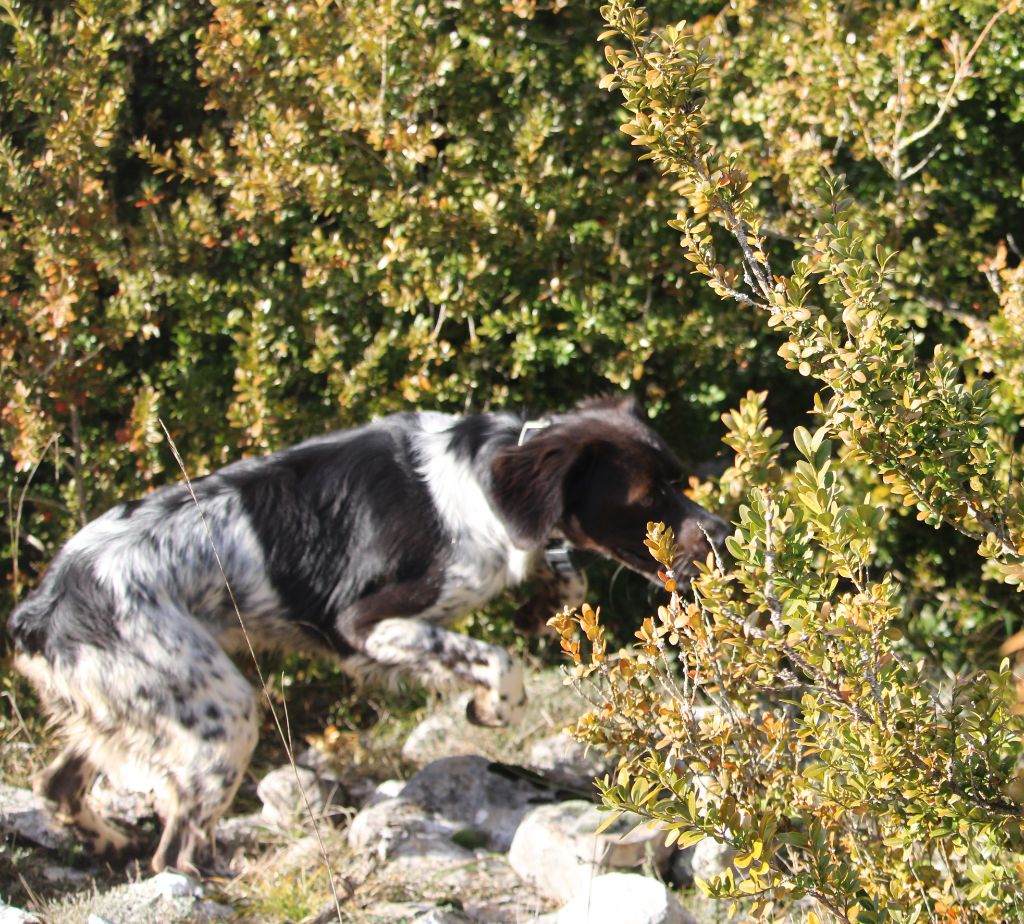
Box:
xmin=8 ymin=396 xmax=728 ymax=873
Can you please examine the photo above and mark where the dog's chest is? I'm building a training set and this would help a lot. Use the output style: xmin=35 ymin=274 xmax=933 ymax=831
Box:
xmin=416 ymin=425 xmax=535 ymax=621
xmin=430 ymin=541 xmax=533 ymax=620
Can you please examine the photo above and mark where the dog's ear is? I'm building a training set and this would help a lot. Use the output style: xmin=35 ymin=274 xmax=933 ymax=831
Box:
xmin=490 ymin=432 xmax=590 ymax=549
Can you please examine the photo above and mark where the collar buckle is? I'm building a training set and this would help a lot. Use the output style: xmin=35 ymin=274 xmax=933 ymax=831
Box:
xmin=518 ymin=417 xmax=552 ymax=446
xmin=544 ymin=542 xmax=579 ymax=578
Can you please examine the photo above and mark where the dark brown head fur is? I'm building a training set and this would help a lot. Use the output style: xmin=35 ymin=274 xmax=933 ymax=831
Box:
xmin=491 ymin=397 xmax=728 ymax=581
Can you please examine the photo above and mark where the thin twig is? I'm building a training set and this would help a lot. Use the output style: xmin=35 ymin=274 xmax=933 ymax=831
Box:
xmin=896 ymin=3 xmax=1015 ymax=154
xmin=899 ymin=142 xmax=942 ymax=181
xmin=761 ymin=494 xmax=785 ymax=633
xmin=9 ymin=433 xmax=60 ymax=600
xmin=1 ymin=690 xmax=38 ymax=752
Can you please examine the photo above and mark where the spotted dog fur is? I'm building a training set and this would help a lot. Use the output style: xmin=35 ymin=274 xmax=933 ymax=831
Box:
xmin=8 ymin=396 xmax=727 ymax=873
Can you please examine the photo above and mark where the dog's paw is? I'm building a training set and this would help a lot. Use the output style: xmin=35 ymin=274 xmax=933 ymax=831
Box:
xmin=466 ymin=654 xmax=527 ymax=727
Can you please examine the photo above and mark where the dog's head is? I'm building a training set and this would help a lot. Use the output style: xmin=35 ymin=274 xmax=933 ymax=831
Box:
xmin=491 ymin=397 xmax=729 ymax=583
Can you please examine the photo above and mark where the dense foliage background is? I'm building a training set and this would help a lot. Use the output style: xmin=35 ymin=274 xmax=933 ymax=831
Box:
xmin=3 ymin=0 xmax=1024 ymax=918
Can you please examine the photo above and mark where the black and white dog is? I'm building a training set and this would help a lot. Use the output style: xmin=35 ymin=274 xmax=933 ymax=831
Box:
xmin=8 ymin=397 xmax=727 ymax=873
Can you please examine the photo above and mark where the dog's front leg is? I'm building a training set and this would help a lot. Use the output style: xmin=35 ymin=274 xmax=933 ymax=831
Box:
xmin=358 ymin=618 xmax=527 ymax=727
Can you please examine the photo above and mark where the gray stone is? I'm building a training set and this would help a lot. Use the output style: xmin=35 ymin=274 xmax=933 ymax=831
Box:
xmin=346 ymin=795 xmax=529 ymax=910
xmin=215 ymin=811 xmax=276 ymax=857
xmin=399 ymin=755 xmax=558 ymax=851
xmin=43 ymin=864 xmax=91 ymax=884
xmin=359 ymin=902 xmax=472 ymax=923
xmin=256 ymin=765 xmax=345 ymax=829
xmin=196 ymin=900 xmax=236 ymax=920
xmin=553 ymin=872 xmax=695 ymax=924
xmin=347 ymin=796 xmax=467 ymax=862
xmin=0 ymin=784 xmax=71 ymax=850
xmin=509 ymin=800 xmax=674 ymax=902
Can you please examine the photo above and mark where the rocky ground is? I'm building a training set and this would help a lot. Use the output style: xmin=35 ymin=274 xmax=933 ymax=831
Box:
xmin=0 ymin=670 xmax=747 ymax=924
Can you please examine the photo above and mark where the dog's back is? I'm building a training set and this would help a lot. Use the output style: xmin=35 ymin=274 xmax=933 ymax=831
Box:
xmin=10 ymin=413 xmax=471 ymax=661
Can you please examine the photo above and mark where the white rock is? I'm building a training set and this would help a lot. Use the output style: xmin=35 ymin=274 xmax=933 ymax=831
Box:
xmin=256 ymin=765 xmax=343 ymax=829
xmin=574 ymin=806 xmax=672 ymax=870
xmin=364 ymin=778 xmax=406 ymax=808
xmin=86 ymin=916 xmax=116 ymax=924
xmin=399 ymin=755 xmax=559 ymax=851
xmin=0 ymin=904 xmax=41 ymax=924
xmin=509 ymin=801 xmax=673 ymax=902
xmin=0 ymin=784 xmax=72 ymax=850
xmin=554 ymin=872 xmax=694 ymax=924
xmin=146 ymin=871 xmax=203 ymax=899
xmin=688 ymin=837 xmax=735 ymax=884
xmin=510 ymin=802 xmax=598 ymax=901
xmin=292 ymin=746 xmax=344 ymax=778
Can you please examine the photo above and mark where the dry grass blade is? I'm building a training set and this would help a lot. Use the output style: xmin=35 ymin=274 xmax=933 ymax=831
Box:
xmin=2 ymin=689 xmax=38 ymax=752
xmin=8 ymin=433 xmax=60 ymax=600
